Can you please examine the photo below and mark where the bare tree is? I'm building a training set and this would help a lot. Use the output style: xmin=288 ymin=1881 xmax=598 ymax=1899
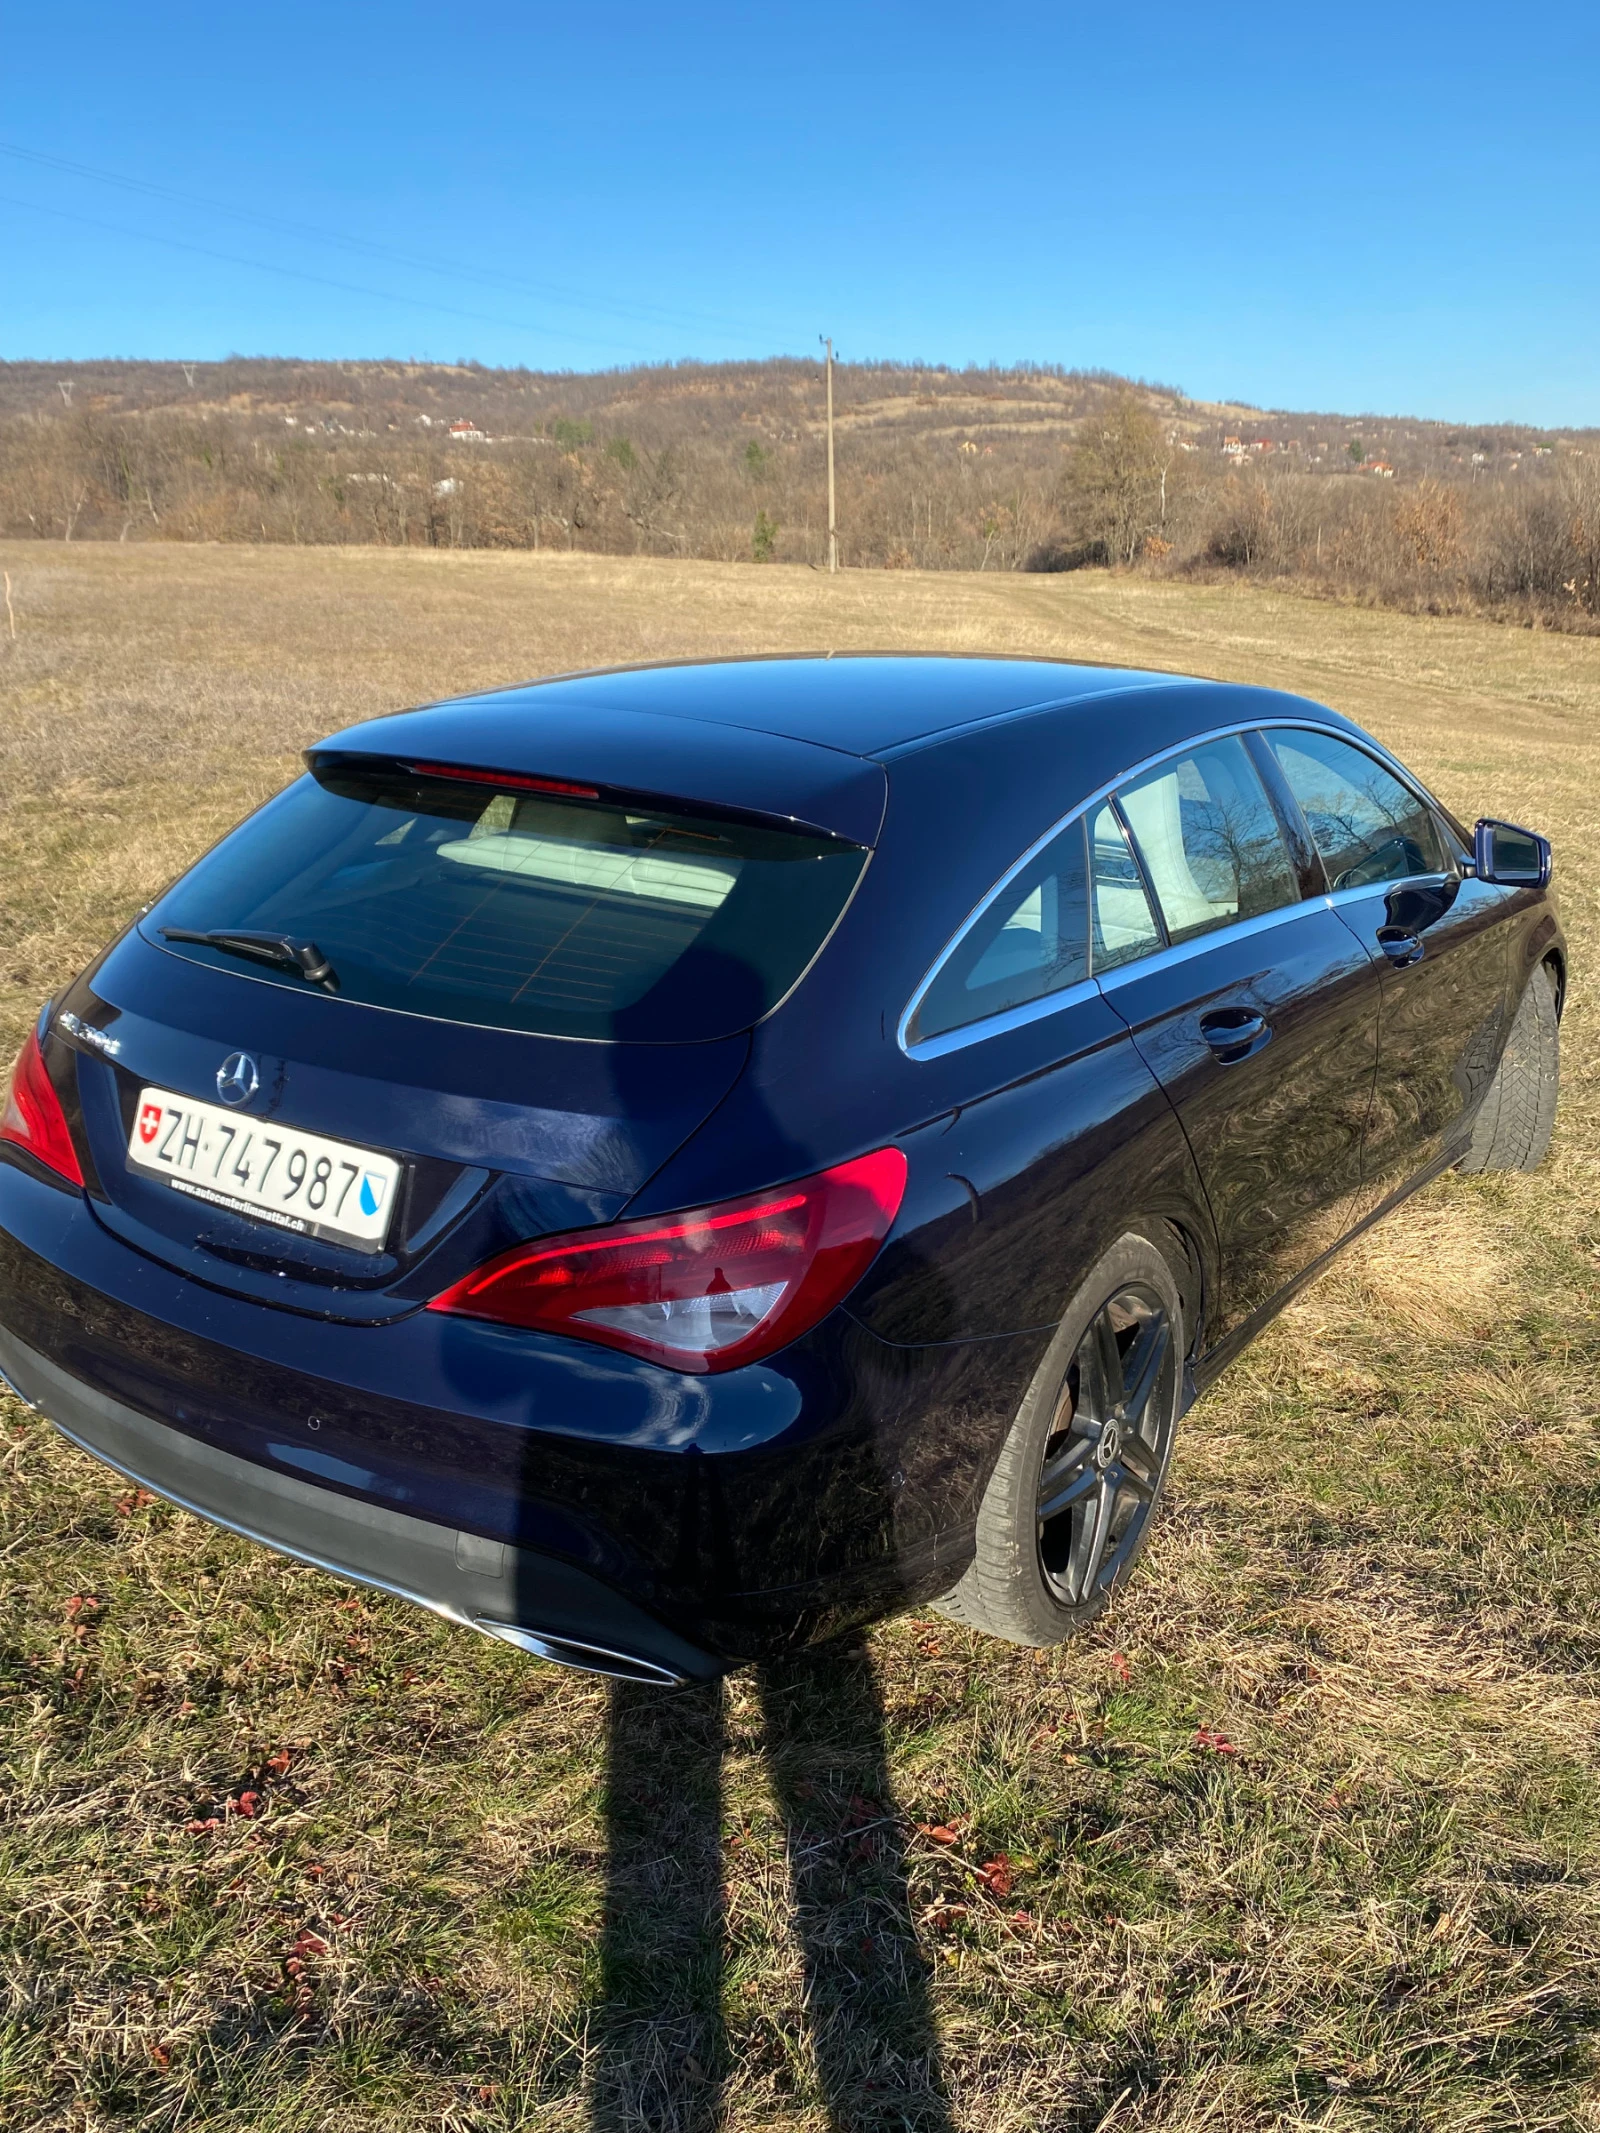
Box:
xmin=1559 ymin=455 xmax=1600 ymax=615
xmin=1060 ymin=390 xmax=1174 ymax=565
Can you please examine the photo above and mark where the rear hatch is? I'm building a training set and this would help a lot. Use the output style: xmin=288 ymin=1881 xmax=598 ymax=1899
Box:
xmin=62 ymin=711 xmax=882 ymax=1321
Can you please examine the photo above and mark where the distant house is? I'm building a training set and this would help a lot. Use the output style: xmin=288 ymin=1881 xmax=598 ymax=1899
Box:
xmin=448 ymin=419 xmax=488 ymax=442
xmin=1222 ymin=435 xmax=1245 ymax=457
xmin=1250 ymin=437 xmax=1275 ymax=453
xmin=1365 ymin=461 xmax=1395 ymax=478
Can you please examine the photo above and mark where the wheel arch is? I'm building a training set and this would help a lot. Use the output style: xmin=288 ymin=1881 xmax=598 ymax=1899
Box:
xmin=1541 ymin=945 xmax=1567 ymax=1019
xmin=1142 ymin=1213 xmax=1209 ymax=1368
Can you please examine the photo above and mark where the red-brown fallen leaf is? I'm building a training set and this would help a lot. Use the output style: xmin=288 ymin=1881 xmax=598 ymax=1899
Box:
xmin=234 ymin=1790 xmax=261 ymax=1818
xmin=1109 ymin=1651 xmax=1132 ymax=1684
xmin=975 ymin=1854 xmax=1015 ymax=1897
xmin=294 ymin=1931 xmax=329 ymax=1957
xmin=916 ymin=1818 xmax=968 ymax=1845
xmin=1010 ymin=1909 xmax=1036 ymax=1927
xmin=64 ymin=1594 xmax=100 ymax=1621
xmin=149 ymin=2043 xmax=171 ymax=2070
xmin=917 ymin=1636 xmax=944 ymax=1657
xmin=116 ymin=1488 xmax=158 ymax=1516
xmin=925 ymin=1903 xmax=969 ymax=1931
xmin=478 ymin=2089 xmax=497 ymax=2104
xmin=304 ymin=1862 xmax=326 ymax=1879
xmin=265 ymin=1750 xmax=293 ymax=1776
xmin=185 ymin=1817 xmax=221 ymax=1834
xmin=285 ymin=1956 xmax=305 ymax=1977
xmin=1194 ymin=1726 xmax=1238 ymax=1755
xmin=335 ymin=1597 xmax=363 ymax=1611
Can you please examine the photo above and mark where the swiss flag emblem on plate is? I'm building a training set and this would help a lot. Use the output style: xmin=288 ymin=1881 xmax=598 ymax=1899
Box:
xmin=138 ymin=1102 xmax=162 ymax=1145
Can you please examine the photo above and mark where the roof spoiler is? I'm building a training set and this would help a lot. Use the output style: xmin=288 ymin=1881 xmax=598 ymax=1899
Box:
xmin=306 ymin=702 xmax=888 ymax=848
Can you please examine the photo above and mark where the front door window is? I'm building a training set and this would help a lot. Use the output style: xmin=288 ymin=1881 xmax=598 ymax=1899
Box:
xmin=1265 ymin=729 xmax=1451 ymax=890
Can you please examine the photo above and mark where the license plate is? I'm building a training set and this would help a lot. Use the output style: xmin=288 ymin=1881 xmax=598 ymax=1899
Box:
xmin=127 ymin=1087 xmax=401 ymax=1254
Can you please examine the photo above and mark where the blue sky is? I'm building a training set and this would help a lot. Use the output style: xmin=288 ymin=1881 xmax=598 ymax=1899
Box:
xmin=4 ymin=1 xmax=1597 ymax=426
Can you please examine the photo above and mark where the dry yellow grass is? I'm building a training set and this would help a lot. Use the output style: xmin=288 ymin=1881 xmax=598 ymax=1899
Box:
xmin=3 ymin=543 xmax=1600 ymax=2132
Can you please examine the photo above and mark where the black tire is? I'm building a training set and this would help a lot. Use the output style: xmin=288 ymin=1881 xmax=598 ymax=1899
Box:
xmin=1459 ymin=963 xmax=1560 ymax=1176
xmin=936 ymin=1231 xmax=1185 ymax=1648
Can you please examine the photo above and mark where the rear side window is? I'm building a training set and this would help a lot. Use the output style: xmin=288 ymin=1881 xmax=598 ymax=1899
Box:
xmin=1266 ymin=729 xmax=1450 ymax=890
xmin=1090 ymin=802 xmax=1162 ymax=971
xmin=910 ymin=818 xmax=1090 ymax=1043
xmin=145 ymin=762 xmax=868 ymax=1042
xmin=1117 ymin=736 xmax=1299 ymax=946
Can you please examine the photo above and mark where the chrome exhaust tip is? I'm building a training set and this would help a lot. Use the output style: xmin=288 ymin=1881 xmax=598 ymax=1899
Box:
xmin=473 ymin=1618 xmax=689 ymax=1687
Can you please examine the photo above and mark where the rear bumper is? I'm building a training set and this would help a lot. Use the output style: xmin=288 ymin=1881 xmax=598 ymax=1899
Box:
xmin=0 ymin=1321 xmax=720 ymax=1685
xmin=0 ymin=1157 xmax=1047 ymax=1660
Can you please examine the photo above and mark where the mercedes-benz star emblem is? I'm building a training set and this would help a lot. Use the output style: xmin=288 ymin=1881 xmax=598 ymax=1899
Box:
xmin=216 ymin=1052 xmax=260 ymax=1106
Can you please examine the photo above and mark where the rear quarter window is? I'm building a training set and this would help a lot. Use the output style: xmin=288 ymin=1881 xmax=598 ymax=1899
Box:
xmin=909 ymin=817 xmax=1090 ymax=1043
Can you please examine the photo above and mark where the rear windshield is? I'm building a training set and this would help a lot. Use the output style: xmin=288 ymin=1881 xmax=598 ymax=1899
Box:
xmin=143 ymin=761 xmax=868 ymax=1041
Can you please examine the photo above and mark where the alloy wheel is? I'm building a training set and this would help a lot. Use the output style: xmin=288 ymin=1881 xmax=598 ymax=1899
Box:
xmin=1035 ymin=1281 xmax=1177 ymax=1608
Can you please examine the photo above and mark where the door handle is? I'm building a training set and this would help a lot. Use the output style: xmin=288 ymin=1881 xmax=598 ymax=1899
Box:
xmin=1200 ymin=1009 xmax=1270 ymax=1061
xmin=1377 ymin=926 xmax=1425 ymax=968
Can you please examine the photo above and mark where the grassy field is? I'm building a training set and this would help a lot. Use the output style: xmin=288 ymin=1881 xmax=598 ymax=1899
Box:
xmin=3 ymin=543 xmax=1600 ymax=2133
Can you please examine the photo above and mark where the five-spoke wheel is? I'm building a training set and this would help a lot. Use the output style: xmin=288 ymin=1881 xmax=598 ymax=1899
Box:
xmin=1036 ymin=1283 xmax=1175 ymax=1609
xmin=937 ymin=1232 xmax=1185 ymax=1647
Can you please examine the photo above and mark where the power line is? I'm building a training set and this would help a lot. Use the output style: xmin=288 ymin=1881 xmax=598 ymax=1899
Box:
xmin=0 ymin=140 xmax=789 ymax=349
xmin=0 ymin=191 xmax=664 ymax=360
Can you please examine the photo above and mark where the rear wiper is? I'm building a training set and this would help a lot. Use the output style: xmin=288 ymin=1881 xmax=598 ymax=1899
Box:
xmin=160 ymin=928 xmax=339 ymax=990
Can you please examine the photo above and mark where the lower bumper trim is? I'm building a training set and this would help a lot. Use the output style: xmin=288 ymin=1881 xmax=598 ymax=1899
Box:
xmin=0 ymin=1321 xmax=721 ymax=1686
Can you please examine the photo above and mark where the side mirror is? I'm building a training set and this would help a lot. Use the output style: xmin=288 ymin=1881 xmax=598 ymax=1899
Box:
xmin=1473 ymin=819 xmax=1551 ymax=889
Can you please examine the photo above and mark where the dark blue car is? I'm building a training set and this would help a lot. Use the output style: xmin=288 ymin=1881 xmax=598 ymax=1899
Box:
xmin=0 ymin=658 xmax=1563 ymax=1683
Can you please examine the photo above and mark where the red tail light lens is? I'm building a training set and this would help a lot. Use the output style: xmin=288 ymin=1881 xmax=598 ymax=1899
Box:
xmin=429 ymin=1148 xmax=908 ymax=1374
xmin=1 ymin=1028 xmax=84 ymax=1186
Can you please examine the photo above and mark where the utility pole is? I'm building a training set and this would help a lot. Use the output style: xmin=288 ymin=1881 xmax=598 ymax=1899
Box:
xmin=820 ymin=335 xmax=838 ymax=572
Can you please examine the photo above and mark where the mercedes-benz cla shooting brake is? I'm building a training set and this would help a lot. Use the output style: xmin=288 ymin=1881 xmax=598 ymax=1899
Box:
xmin=0 ymin=658 xmax=1563 ymax=1684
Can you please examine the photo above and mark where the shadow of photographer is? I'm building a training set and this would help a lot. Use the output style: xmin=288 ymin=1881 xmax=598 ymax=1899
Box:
xmin=591 ymin=1641 xmax=952 ymax=2133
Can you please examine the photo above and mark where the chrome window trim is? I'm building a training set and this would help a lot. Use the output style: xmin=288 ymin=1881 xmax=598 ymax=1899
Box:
xmin=1323 ymin=882 xmax=1389 ymax=912
xmin=898 ymin=713 xmax=1416 ymax=1061
xmin=1094 ymin=894 xmax=1339 ymax=993
xmin=900 ymin=974 xmax=1102 ymax=1062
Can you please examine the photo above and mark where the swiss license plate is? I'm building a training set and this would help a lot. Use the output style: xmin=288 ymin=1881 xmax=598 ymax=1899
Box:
xmin=127 ymin=1086 xmax=401 ymax=1253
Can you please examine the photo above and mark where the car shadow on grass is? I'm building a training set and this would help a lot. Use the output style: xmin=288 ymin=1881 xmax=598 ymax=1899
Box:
xmin=591 ymin=1640 xmax=952 ymax=2132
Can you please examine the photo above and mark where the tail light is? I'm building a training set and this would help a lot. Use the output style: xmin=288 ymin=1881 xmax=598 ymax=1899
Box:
xmin=1 ymin=1028 xmax=84 ymax=1187
xmin=428 ymin=1148 xmax=907 ymax=1374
